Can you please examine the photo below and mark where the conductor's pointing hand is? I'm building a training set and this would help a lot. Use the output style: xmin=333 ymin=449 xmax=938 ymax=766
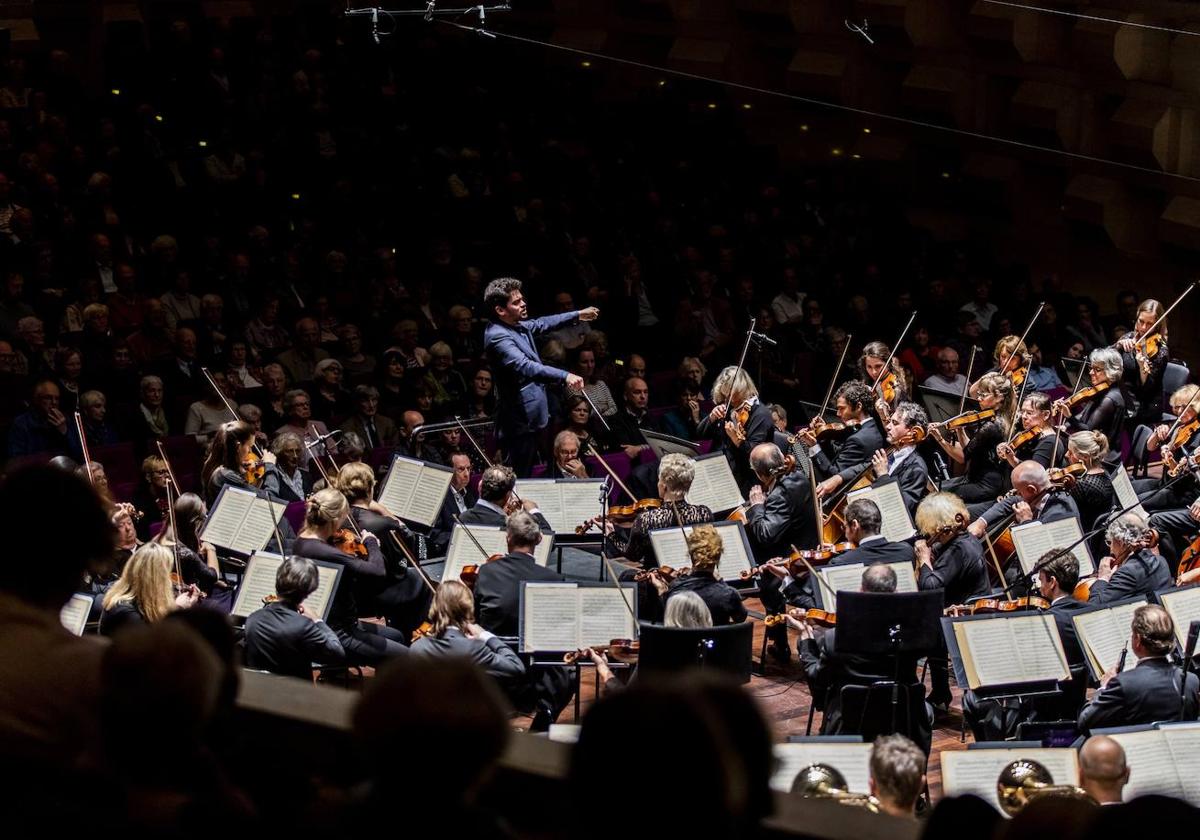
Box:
xmin=566 ymin=373 xmax=585 ymax=391
xmin=579 ymin=307 xmax=600 ymax=322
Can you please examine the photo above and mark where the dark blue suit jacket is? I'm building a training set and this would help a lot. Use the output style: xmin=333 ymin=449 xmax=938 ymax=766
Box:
xmin=484 ymin=311 xmax=580 ymax=438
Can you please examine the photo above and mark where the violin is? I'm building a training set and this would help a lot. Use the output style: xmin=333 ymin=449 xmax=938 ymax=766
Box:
xmin=607 ymin=497 xmax=662 ymax=524
xmin=930 ymin=408 xmax=997 ymax=434
xmin=411 ymin=620 xmax=434 ymax=642
xmin=242 ymin=451 xmax=265 ymax=486
xmin=1178 ymin=535 xmax=1200 ymax=582
xmin=807 ymin=418 xmax=856 ymax=443
xmin=1055 ymin=383 xmax=1110 ymax=415
xmin=950 ymin=595 xmax=1049 ymax=615
xmin=1048 ymin=462 xmax=1086 ymax=488
xmin=1007 ymin=366 xmax=1027 ymax=389
xmin=1074 ymin=529 xmax=1158 ymax=601
xmin=563 ymin=638 xmax=640 ymax=664
xmin=633 ymin=564 xmax=689 ymax=583
xmin=459 ymin=553 xmax=504 ymax=589
xmin=1003 ymin=424 xmax=1047 ymax=453
xmin=740 ymin=543 xmax=853 ymax=580
xmin=1170 ymin=419 xmax=1200 ymax=451
xmin=875 ymin=371 xmax=899 ymax=406
xmin=787 ymin=606 xmax=837 ymax=628
xmin=329 ymin=527 xmax=368 ymax=557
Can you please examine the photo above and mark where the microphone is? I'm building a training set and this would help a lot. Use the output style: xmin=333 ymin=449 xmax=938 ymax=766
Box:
xmin=371 ymin=7 xmax=380 ymax=43
xmin=304 ymin=428 xmax=343 ymax=449
xmin=424 ymin=1 xmax=436 ymax=22
xmin=750 ymin=331 xmax=778 ymax=346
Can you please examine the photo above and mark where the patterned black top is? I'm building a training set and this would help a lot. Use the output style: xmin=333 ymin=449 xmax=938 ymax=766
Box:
xmin=615 ymin=501 xmax=714 ymax=568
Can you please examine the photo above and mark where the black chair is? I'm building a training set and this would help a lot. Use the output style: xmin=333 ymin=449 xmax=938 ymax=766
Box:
xmin=1163 ymin=362 xmax=1190 ymax=417
xmin=637 ymin=621 xmax=754 ymax=684
xmin=1128 ymin=424 xmax=1153 ymax=477
xmin=1015 ymin=720 xmax=1080 ymax=746
xmin=840 ymin=681 xmax=929 ymax=752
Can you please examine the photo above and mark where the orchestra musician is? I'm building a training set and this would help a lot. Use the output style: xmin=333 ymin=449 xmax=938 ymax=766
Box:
xmin=1078 ymin=736 xmax=1130 ymax=805
xmin=458 ymin=464 xmax=552 ymax=533
xmin=1115 ymin=298 xmax=1169 ymax=429
xmin=152 ymin=492 xmax=232 ymax=612
xmin=969 ymin=335 xmax=1029 ymax=399
xmin=605 ymin=453 xmax=713 ymax=569
xmin=481 ymin=276 xmax=597 ymax=477
xmin=968 ymin=460 xmax=1082 ymax=554
xmin=859 ymin=341 xmax=907 ymax=416
xmin=410 ymin=579 xmax=527 ymax=690
xmin=930 ymin=371 xmax=1014 ymax=505
xmin=996 ymin=392 xmax=1064 ymax=470
xmin=644 ymin=524 xmax=747 ymax=626
xmin=696 ymin=366 xmax=775 ymax=495
xmin=867 ymin=735 xmax=927 ymax=819
xmin=243 ymin=555 xmax=346 ymax=679
xmin=200 ymin=419 xmax=277 ymax=504
xmin=1135 ymin=385 xmax=1200 ymax=513
xmin=961 ymin=549 xmax=1089 ymax=742
xmin=1084 ymin=513 xmax=1172 ymax=604
xmin=798 ymin=380 xmax=885 ymax=480
xmin=1065 ymin=431 xmax=1115 ymax=532
xmin=1077 ymin=604 xmax=1199 ymax=731
xmin=1051 ymin=348 xmax=1128 ymax=444
xmin=99 ymin=543 xmax=200 ymax=636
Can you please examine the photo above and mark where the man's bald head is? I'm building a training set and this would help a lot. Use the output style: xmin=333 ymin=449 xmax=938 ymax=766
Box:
xmin=1012 ymin=460 xmax=1049 ymax=491
xmin=749 ymin=443 xmax=783 ymax=478
xmin=1079 ymin=735 xmax=1129 ymax=804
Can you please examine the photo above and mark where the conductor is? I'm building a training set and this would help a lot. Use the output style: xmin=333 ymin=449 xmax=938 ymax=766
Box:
xmin=483 ymin=277 xmax=599 ymax=476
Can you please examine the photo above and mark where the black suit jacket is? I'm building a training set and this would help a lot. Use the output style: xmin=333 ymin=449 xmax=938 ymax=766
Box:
xmin=1088 ymin=548 xmax=1173 ymax=605
xmin=744 ymin=471 xmax=819 ymax=564
xmin=979 ymin=489 xmax=1080 ymax=530
xmin=244 ymin=602 xmax=346 ymax=679
xmin=1040 ymin=596 xmax=1091 ymax=720
xmin=696 ymin=401 xmax=775 ymax=494
xmin=457 ymin=500 xmax=553 ymax=533
xmin=799 ymin=628 xmax=920 ymax=737
xmin=812 ymin=418 xmax=885 ymax=479
xmin=1078 ymin=657 xmax=1199 ymax=731
xmin=784 ymin=538 xmax=916 ymax=608
xmin=429 ymin=485 xmax=479 ymax=554
xmin=918 ymin=533 xmax=991 ymax=607
xmin=473 ymin=551 xmax=567 ymax=637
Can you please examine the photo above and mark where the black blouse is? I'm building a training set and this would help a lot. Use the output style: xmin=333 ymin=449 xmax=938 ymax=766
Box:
xmin=1070 ymin=472 xmax=1116 ymax=531
xmin=665 ymin=572 xmax=748 ymax=626
xmin=1068 ymin=387 xmax=1127 ymax=445
xmin=961 ymin=419 xmax=1006 ymax=482
xmin=1120 ymin=343 xmax=1167 ymax=422
xmin=918 ymin=533 xmax=991 ymax=606
xmin=292 ymin=535 xmax=387 ymax=630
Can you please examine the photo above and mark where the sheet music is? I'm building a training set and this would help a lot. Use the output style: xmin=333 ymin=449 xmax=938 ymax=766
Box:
xmin=1159 ymin=586 xmax=1200 ymax=647
xmin=941 ymin=748 xmax=1079 ymax=813
xmin=847 ymin=482 xmax=915 ymax=542
xmin=687 ymin=454 xmax=744 ymax=512
xmin=1010 ymin=517 xmax=1094 ymax=577
xmin=514 ymin=479 xmax=605 ymax=534
xmin=443 ymin=525 xmax=554 ymax=582
xmin=237 ymin=497 xmax=285 ymax=553
xmin=521 ymin=583 xmax=581 ymax=652
xmin=1161 ymin=724 xmax=1200 ymax=805
xmin=1073 ymin=602 xmax=1141 ymax=679
xmin=817 ymin=560 xmax=916 ymax=612
xmin=1108 ymin=730 xmax=1183 ymax=801
xmin=578 ymin=586 xmax=637 ymax=648
xmin=59 ymin=593 xmax=92 ymax=636
xmin=376 ymin=457 xmax=452 ymax=528
xmin=771 ymin=742 xmax=872 ymax=793
xmin=954 ymin=614 xmax=1068 ymax=688
xmin=1111 ymin=467 xmax=1150 ymax=521
xmin=233 ymin=552 xmax=339 ymax=621
xmin=200 ymin=487 xmax=255 ymax=550
xmin=647 ymin=521 xmax=753 ymax=581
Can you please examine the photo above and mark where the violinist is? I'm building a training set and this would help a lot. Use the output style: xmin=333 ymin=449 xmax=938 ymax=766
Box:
xmin=100 ymin=543 xmax=200 ymax=637
xmin=695 ymin=366 xmax=774 ymax=495
xmin=1077 ymin=604 xmax=1199 ymax=731
xmin=915 ymin=492 xmax=990 ymax=709
xmin=962 ymin=549 xmax=1089 ymax=742
xmin=996 ymin=392 xmax=1063 ymax=470
xmin=410 ymin=579 xmax=526 ymax=691
xmin=859 ymin=340 xmax=907 ymax=416
xmin=1084 ymin=514 xmax=1172 ymax=605
xmin=583 ymin=592 xmax=713 ymax=693
xmin=199 ymin=419 xmax=279 ymax=505
xmin=293 ymin=488 xmax=409 ymax=665
xmin=472 ymin=511 xmax=575 ymax=731
xmin=1065 ymin=431 xmax=1115 ymax=531
xmin=644 ymin=524 xmax=746 ymax=626
xmin=336 ymin=462 xmax=431 ymax=640
xmin=1135 ymin=385 xmax=1200 ymax=513
xmin=605 ymin=453 xmax=712 ymax=569
xmin=1115 ymin=298 xmax=1169 ymax=428
xmin=1051 ymin=348 xmax=1127 ymax=444
xmin=130 ymin=455 xmax=169 ymax=541
xmin=153 ymin=492 xmax=232 ymax=612
xmin=968 ymin=460 xmax=1082 ymax=543
xmin=243 ymin=556 xmax=346 ymax=680
xmin=458 ymin=465 xmax=552 ymax=533
xmin=816 ymin=402 xmax=931 ymax=517
xmin=800 ymin=380 xmax=885 ymax=481
xmin=790 ymin=564 xmax=926 ymax=746
xmin=260 ymin=431 xmax=311 ymax=503
xmin=931 ymin=372 xmax=1014 ymax=504
xmin=969 ymin=335 xmax=1029 ymax=399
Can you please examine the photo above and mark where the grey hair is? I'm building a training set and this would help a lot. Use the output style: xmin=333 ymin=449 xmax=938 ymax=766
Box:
xmin=479 ymin=465 xmax=516 ymax=504
xmin=270 ymin=431 xmax=303 ymax=456
xmin=1105 ymin=512 xmax=1150 ymax=548
xmin=505 ymin=510 xmax=542 ymax=549
xmin=664 ymin=591 xmax=712 ymax=629
xmin=862 ymin=564 xmax=898 ymax=593
xmin=1089 ymin=347 xmax=1124 ymax=385
xmin=749 ymin=443 xmax=784 ymax=478
xmin=140 ymin=374 xmax=163 ymax=391
xmin=354 ymin=384 xmax=380 ymax=400
xmin=710 ymin=366 xmax=758 ymax=404
xmin=891 ymin=401 xmax=928 ymax=429
xmin=284 ymin=388 xmax=309 ymax=411
xmin=657 ymin=453 xmax=696 ymax=494
xmin=79 ymin=389 xmax=106 ymax=409
xmin=275 ymin=556 xmax=320 ymax=606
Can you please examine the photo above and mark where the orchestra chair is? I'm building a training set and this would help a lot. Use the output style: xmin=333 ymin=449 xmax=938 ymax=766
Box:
xmin=1127 ymin=424 xmax=1152 ymax=478
xmin=1016 ymin=720 xmax=1080 ymax=746
xmin=1163 ymin=362 xmax=1190 ymax=419
xmin=840 ymin=681 xmax=929 ymax=752
xmin=637 ymin=621 xmax=754 ymax=685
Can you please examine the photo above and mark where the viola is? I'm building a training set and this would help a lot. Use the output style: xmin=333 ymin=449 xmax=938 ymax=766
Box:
xmin=787 ymin=606 xmax=837 ymax=628
xmin=563 ymin=638 xmax=640 ymax=664
xmin=329 ymin=527 xmax=368 ymax=557
xmin=242 ymin=451 xmax=265 ymax=486
xmin=1075 ymin=529 xmax=1158 ymax=601
xmin=633 ymin=564 xmax=690 ymax=583
xmin=931 ymin=408 xmax=997 ymax=433
xmin=740 ymin=543 xmax=853 ymax=580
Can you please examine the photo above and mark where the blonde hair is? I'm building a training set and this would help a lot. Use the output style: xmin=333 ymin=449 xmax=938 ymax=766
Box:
xmin=336 ymin=461 xmax=375 ymax=502
xmin=1068 ymin=430 xmax=1109 ymax=467
xmin=1169 ymin=384 xmax=1199 ymax=416
xmin=657 ymin=453 xmax=696 ymax=494
xmin=305 ymin=487 xmax=349 ymax=530
xmin=686 ymin=524 xmax=723 ymax=572
xmin=915 ymin=492 xmax=969 ymax=538
xmin=430 ymin=579 xmax=474 ymax=637
xmin=710 ymin=366 xmax=758 ymax=406
xmin=102 ymin=542 xmax=175 ymax=623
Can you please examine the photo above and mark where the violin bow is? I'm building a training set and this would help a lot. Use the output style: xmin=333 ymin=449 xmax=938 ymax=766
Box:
xmin=73 ymin=410 xmax=95 ymax=488
xmin=1007 ymin=356 xmax=1034 ymax=439
xmin=577 ymin=388 xmax=613 ymax=434
xmin=998 ymin=301 xmax=1045 ymax=380
xmin=870 ymin=312 xmax=917 ymax=397
xmin=668 ymin=499 xmax=699 ymax=571
xmin=816 ymin=333 xmax=853 ymax=422
xmin=451 ymin=512 xmax=496 ymax=563
xmin=958 ymin=345 xmax=979 ymax=415
xmin=584 ymin=439 xmax=639 ymax=503
xmin=1049 ymin=360 xmax=1091 ymax=467
xmin=452 ymin=414 xmax=524 ymax=506
xmin=721 ymin=317 xmax=760 ymax=419
xmin=154 ymin=440 xmax=184 ymax=589
xmin=1132 ymin=281 xmax=1195 ymax=349
xmin=201 ymin=365 xmax=265 ymax=458
xmin=791 ymin=544 xmax=839 ymax=605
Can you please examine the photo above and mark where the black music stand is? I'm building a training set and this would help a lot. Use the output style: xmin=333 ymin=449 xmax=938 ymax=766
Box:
xmin=835 ymin=590 xmax=944 ymax=732
xmin=637 ymin=621 xmax=754 ymax=684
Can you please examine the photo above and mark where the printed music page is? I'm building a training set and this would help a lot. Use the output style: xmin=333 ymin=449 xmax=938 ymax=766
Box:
xmin=1019 ymin=613 xmax=1072 ymax=682
xmin=59 ymin=593 xmax=92 ymax=636
xmin=1161 ymin=724 xmax=1200 ymax=806
xmin=305 ymin=562 xmax=340 ymax=622
xmin=817 ymin=560 xmax=918 ymax=612
xmin=1073 ymin=602 xmax=1141 ymax=680
xmin=377 ymin=456 xmax=421 ymax=519
xmin=954 ymin=619 xmax=1027 ymax=688
xmin=942 ymin=748 xmax=1079 ymax=813
xmin=847 ymin=482 xmax=915 ymax=542
xmin=648 ymin=529 xmax=691 ymax=570
xmin=443 ymin=525 xmax=507 ymax=583
xmin=235 ymin=497 xmax=285 ymax=554
xmin=521 ymin=583 xmax=581 ymax=652
xmin=232 ymin=552 xmax=284 ymax=619
xmin=578 ymin=585 xmax=636 ymax=648
xmin=1111 ymin=467 xmax=1150 ymax=521
xmin=648 ymin=522 xmax=752 ymax=581
xmin=1010 ymin=518 xmax=1093 ymax=577
xmin=516 ymin=480 xmax=563 ymax=532
xmin=560 ymin=480 xmax=606 ymax=534
xmin=687 ymin=454 xmax=744 ymax=513
xmin=1108 ymin=730 xmax=1183 ymax=801
xmin=1158 ymin=585 xmax=1200 ymax=648
xmin=200 ymin=487 xmax=255 ymax=550
xmin=378 ymin=457 xmax=452 ymax=528
xmin=771 ymin=742 xmax=872 ymax=793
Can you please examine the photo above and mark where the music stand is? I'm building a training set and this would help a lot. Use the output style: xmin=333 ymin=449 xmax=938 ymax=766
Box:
xmin=642 ymin=429 xmax=701 ymax=459
xmin=918 ymin=386 xmax=978 ymax=424
xmin=637 ymin=621 xmax=753 ymax=684
xmin=834 ymin=591 xmax=944 ymax=732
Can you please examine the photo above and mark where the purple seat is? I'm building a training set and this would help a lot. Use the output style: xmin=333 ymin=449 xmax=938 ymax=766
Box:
xmin=284 ymin=500 xmax=306 ymax=533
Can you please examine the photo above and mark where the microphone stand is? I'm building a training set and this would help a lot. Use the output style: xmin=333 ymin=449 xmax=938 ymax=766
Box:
xmin=1180 ymin=620 xmax=1200 ymax=720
